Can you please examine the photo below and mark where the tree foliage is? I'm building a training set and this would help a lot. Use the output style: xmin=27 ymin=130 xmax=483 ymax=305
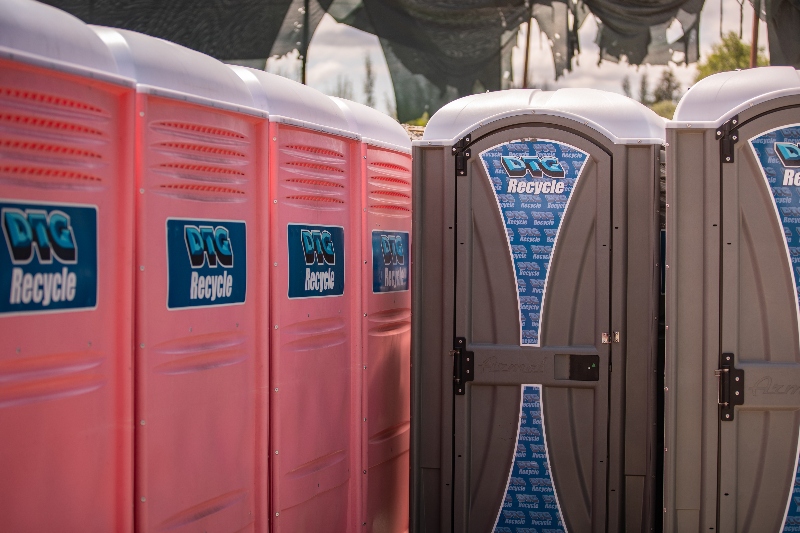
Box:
xmin=653 ymin=68 xmax=681 ymax=103
xmin=650 ymin=100 xmax=677 ymax=119
xmin=622 ymin=75 xmax=632 ymax=98
xmin=332 ymin=74 xmax=354 ymax=100
xmin=639 ymin=72 xmax=650 ymax=105
xmin=363 ymin=53 xmax=376 ymax=108
xmin=695 ymin=32 xmax=769 ymax=82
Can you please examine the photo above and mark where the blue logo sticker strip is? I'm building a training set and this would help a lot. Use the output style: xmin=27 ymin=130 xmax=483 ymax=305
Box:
xmin=166 ymin=218 xmax=246 ymax=309
xmin=288 ymin=224 xmax=345 ymax=298
xmin=493 ymin=384 xmax=567 ymax=533
xmin=750 ymin=124 xmax=800 ymax=532
xmin=479 ymin=140 xmax=589 ymax=346
xmin=372 ymin=230 xmax=409 ymax=293
xmin=1 ymin=201 xmax=97 ymax=315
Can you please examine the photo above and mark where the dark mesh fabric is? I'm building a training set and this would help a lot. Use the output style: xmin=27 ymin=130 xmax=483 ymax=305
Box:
xmin=40 ymin=0 xmax=294 ymax=59
xmin=42 ymin=0 xmax=732 ymax=121
xmin=590 ymin=0 xmax=704 ymax=66
xmin=764 ymin=0 xmax=800 ymax=68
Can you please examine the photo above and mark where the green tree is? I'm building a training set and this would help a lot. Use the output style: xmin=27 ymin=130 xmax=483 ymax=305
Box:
xmin=622 ymin=75 xmax=632 ymax=98
xmin=363 ymin=53 xmax=376 ymax=108
xmin=653 ymin=68 xmax=681 ymax=103
xmin=639 ymin=72 xmax=650 ymax=105
xmin=650 ymin=100 xmax=677 ymax=119
xmin=331 ymin=74 xmax=354 ymax=100
xmin=695 ymin=32 xmax=769 ymax=82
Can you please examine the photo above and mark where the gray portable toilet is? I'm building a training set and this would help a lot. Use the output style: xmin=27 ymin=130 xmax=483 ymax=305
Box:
xmin=411 ymin=88 xmax=665 ymax=532
xmin=664 ymin=67 xmax=800 ymax=533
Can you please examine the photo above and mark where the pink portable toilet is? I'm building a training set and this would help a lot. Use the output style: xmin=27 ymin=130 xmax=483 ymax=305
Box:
xmin=231 ymin=66 xmax=362 ymax=532
xmin=0 ymin=1 xmax=135 ymax=531
xmin=332 ymin=97 xmax=413 ymax=533
xmin=92 ymin=28 xmax=269 ymax=532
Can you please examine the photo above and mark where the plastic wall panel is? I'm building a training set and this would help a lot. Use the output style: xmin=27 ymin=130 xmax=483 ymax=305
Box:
xmin=135 ymin=94 xmax=264 ymax=533
xmin=0 ymin=58 xmax=134 ymax=532
xmin=360 ymin=145 xmax=412 ymax=533
xmin=270 ymin=122 xmax=361 ymax=533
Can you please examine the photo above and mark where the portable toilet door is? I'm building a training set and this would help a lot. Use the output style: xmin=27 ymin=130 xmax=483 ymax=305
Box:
xmin=411 ymin=89 xmax=665 ymax=533
xmin=230 ymin=67 xmax=363 ymax=533
xmin=91 ymin=28 xmax=268 ymax=533
xmin=0 ymin=2 xmax=135 ymax=531
xmin=664 ymin=67 xmax=800 ymax=533
xmin=331 ymin=97 xmax=413 ymax=533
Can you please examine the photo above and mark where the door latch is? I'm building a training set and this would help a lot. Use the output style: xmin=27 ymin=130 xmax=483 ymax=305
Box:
xmin=601 ymin=332 xmax=620 ymax=344
xmin=715 ymin=352 xmax=744 ymax=421
xmin=451 ymin=337 xmax=474 ymax=395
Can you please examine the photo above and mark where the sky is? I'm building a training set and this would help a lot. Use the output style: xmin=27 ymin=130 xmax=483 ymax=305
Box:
xmin=267 ymin=0 xmax=772 ymax=118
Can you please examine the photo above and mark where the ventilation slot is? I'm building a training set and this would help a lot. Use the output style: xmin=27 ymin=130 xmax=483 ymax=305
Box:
xmin=370 ymin=161 xmax=410 ymax=173
xmin=0 ymin=165 xmax=101 ymax=188
xmin=368 ymin=175 xmax=412 ymax=192
xmin=0 ymin=113 xmax=104 ymax=139
xmin=1 ymin=140 xmax=101 ymax=160
xmin=286 ymin=178 xmax=344 ymax=188
xmin=156 ymin=142 xmax=246 ymax=159
xmin=286 ymin=195 xmax=344 ymax=203
xmin=156 ymin=184 xmax=246 ymax=202
xmin=369 ymin=204 xmax=410 ymax=214
xmin=284 ymin=144 xmax=344 ymax=159
xmin=151 ymin=121 xmax=247 ymax=145
xmin=157 ymin=163 xmax=246 ymax=184
xmin=285 ymin=161 xmax=344 ymax=173
xmin=0 ymin=88 xmax=106 ymax=116
xmin=369 ymin=190 xmax=409 ymax=199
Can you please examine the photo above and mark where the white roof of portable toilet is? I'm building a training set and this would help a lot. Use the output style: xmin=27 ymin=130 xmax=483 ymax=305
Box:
xmin=229 ymin=66 xmax=357 ymax=139
xmin=330 ymin=97 xmax=411 ymax=153
xmin=671 ymin=66 xmax=800 ymax=128
xmin=0 ymin=0 xmax=127 ymax=85
xmin=90 ymin=26 xmax=261 ymax=116
xmin=420 ymin=88 xmax=665 ymax=146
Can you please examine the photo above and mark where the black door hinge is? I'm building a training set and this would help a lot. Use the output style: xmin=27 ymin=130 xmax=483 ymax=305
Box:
xmin=451 ymin=337 xmax=474 ymax=395
xmin=716 ymin=115 xmax=740 ymax=164
xmin=715 ymin=352 xmax=744 ymax=421
xmin=452 ymin=135 xmax=472 ymax=176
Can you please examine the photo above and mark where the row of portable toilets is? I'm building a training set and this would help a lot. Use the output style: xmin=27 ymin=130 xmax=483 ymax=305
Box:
xmin=0 ymin=1 xmax=411 ymax=532
xmin=410 ymin=63 xmax=800 ymax=533
xmin=4 ymin=2 xmax=800 ymax=533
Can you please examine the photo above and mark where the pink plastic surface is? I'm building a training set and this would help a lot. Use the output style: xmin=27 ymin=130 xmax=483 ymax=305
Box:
xmin=0 ymin=58 xmax=134 ymax=532
xmin=360 ymin=145 xmax=412 ymax=533
xmin=269 ymin=122 xmax=362 ymax=532
xmin=134 ymin=94 xmax=268 ymax=532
